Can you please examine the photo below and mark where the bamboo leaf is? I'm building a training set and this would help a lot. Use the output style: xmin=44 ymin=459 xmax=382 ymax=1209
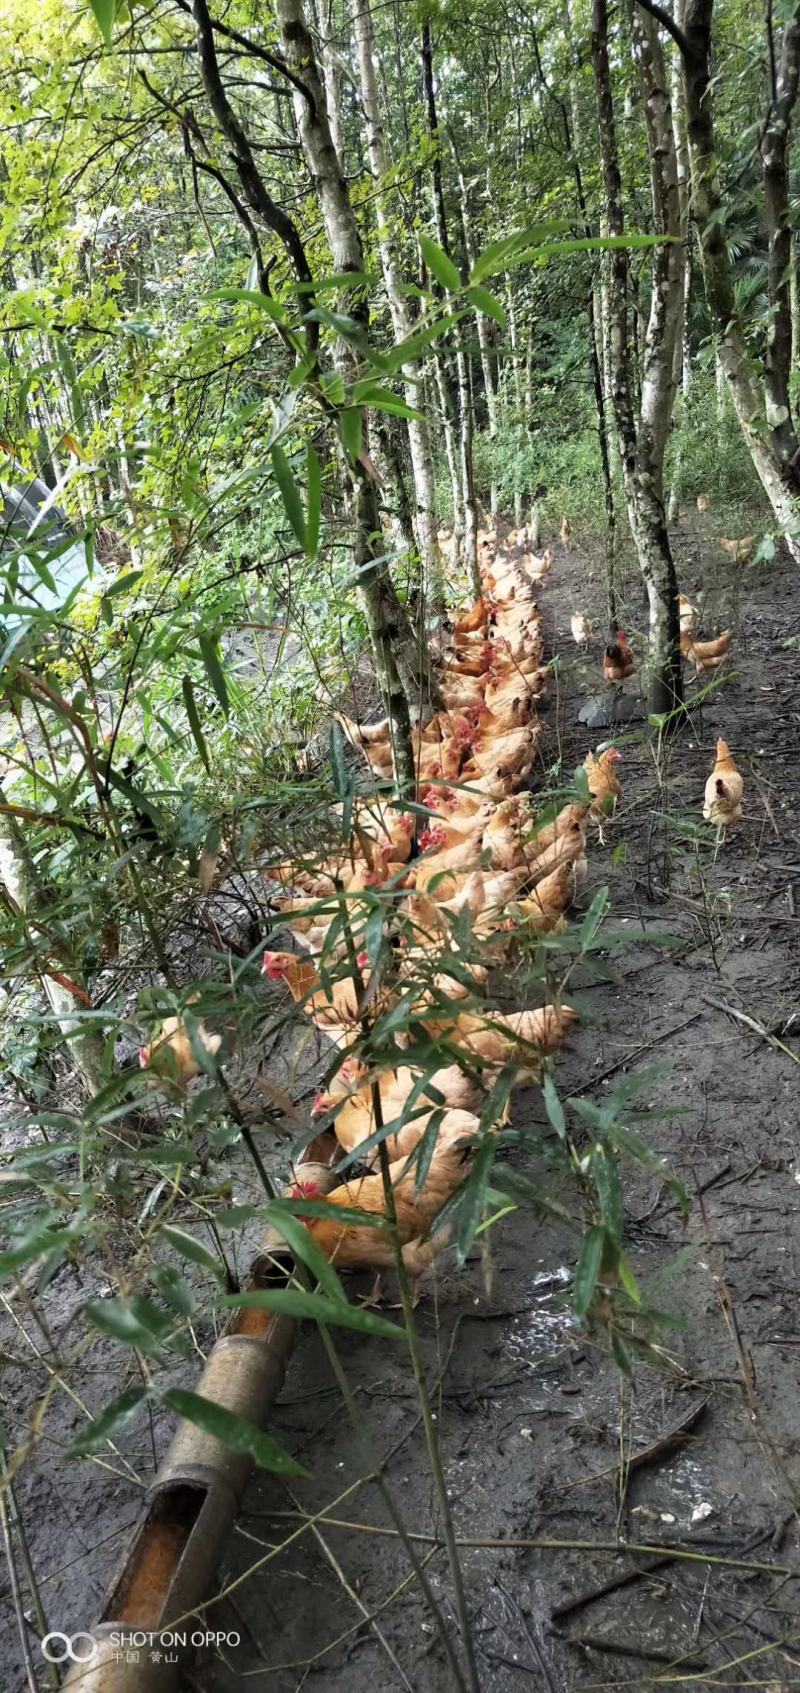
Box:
xmin=573 ymin=1225 xmax=607 ymax=1318
xmin=66 ymin=1385 xmax=151 ymax=1457
xmin=465 ymin=284 xmax=507 ymax=326
xmin=420 ymin=234 xmax=462 ymax=292
xmin=455 ymin=1135 xmax=496 ymax=1265
xmin=163 ymin=1389 xmax=309 ymax=1474
xmin=222 ymin=1287 xmax=405 ymax=1337
xmin=263 ymin=1202 xmax=345 ymax=1301
xmin=182 ymin=676 xmax=211 ymax=772
xmin=198 ymin=633 xmax=230 ymax=717
xmin=470 ymin=221 xmax=573 ymax=280
xmin=160 ymin=1225 xmax=226 ymax=1283
xmin=542 ymin=1073 xmax=566 ymax=1139
xmin=271 ymin=444 xmax=307 ymax=549
xmin=87 ymin=0 xmax=116 ymax=48
xmin=84 ymin=1295 xmax=173 ymax=1354
xmin=306 ymin=443 xmax=321 ymax=559
xmin=211 ymin=287 xmax=287 ymax=324
xmin=338 ymin=408 xmax=363 ymax=459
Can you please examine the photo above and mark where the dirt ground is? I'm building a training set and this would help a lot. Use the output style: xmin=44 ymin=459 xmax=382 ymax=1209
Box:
xmin=4 ymin=517 xmax=800 ymax=1691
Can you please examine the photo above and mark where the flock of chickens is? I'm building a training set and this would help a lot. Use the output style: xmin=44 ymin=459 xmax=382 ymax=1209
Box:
xmin=138 ymin=523 xmax=745 ymax=1300
xmin=252 ymin=534 xmax=626 ymax=1301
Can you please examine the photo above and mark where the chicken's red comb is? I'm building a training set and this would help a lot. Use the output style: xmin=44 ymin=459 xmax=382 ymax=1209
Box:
xmin=288 ymin=1178 xmax=322 ymax=1199
xmin=356 ymin=950 xmax=368 ymax=968
xmin=138 ymin=1046 xmax=149 ymax=1069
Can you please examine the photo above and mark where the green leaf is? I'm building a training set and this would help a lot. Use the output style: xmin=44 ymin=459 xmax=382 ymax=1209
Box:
xmin=589 ymin=1142 xmax=623 ymax=1242
xmin=306 ymin=443 xmax=321 ymax=559
xmin=573 ymin=1225 xmax=607 ymax=1319
xmin=271 ymin=444 xmax=307 ymax=550
xmin=579 ymin=888 xmax=609 ymax=948
xmin=329 ymin=720 xmax=351 ymax=800
xmin=465 ymin=285 xmax=507 ymax=326
xmin=0 ymin=1226 xmax=77 ymax=1278
xmin=84 ymin=1295 xmax=173 ymax=1355
xmin=211 ymin=288 xmax=287 ymax=324
xmin=455 ymin=1135 xmax=495 ymax=1266
xmin=182 ymin=676 xmax=210 ymax=772
xmin=222 ymin=1288 xmax=405 ymax=1337
xmin=160 ymin=1225 xmax=226 ymax=1283
xmin=542 ymin=1073 xmax=566 ymax=1139
xmin=617 ymin=1249 xmax=641 ymax=1306
xmin=364 ymin=904 xmax=385 ymax=967
xmin=151 ymin=1265 xmax=196 ymax=1319
xmin=87 ymin=0 xmax=116 ymax=49
xmin=103 ymin=569 xmax=144 ymax=599
xmin=470 ymin=221 xmax=573 ymax=280
xmin=611 ymin=1330 xmax=633 ymax=1377
xmin=263 ymin=1203 xmax=345 ymax=1301
xmin=66 ymin=1385 xmax=150 ymax=1457
xmin=385 ymin=312 xmax=466 ymax=371
xmin=420 ymin=234 xmax=462 ymax=292
xmin=198 ymin=633 xmax=230 ymax=718
xmin=339 ymin=408 xmax=363 ymax=459
xmin=349 ymin=383 xmax=424 ymax=420
xmin=163 ymin=1389 xmax=309 ymax=1475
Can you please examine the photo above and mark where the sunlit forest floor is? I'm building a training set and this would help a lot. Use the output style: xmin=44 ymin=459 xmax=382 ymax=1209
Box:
xmin=4 ymin=523 xmax=800 ymax=1689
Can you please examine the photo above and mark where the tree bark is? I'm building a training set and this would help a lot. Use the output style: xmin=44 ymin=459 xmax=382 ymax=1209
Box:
xmin=675 ymin=0 xmax=800 ymax=557
xmin=0 ymin=808 xmax=107 ymax=1097
xmin=350 ymin=0 xmax=440 ymax=590
xmin=275 ymin=0 xmax=437 ymax=756
xmin=420 ymin=23 xmax=478 ymax=589
xmin=592 ymin=0 xmax=683 ymax=716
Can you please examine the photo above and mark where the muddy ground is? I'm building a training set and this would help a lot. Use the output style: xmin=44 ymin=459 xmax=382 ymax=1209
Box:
xmin=4 ymin=515 xmax=800 ymax=1691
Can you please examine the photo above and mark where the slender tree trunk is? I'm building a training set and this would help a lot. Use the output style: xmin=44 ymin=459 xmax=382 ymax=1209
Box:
xmin=350 ymin=0 xmax=440 ymax=591
xmin=667 ymin=0 xmax=691 ymax=521
xmin=310 ymin=0 xmax=346 ymax=171
xmin=791 ymin=233 xmax=800 ymax=375
xmin=593 ymin=0 xmax=683 ymax=715
xmin=275 ymin=0 xmax=436 ymax=752
xmin=420 ymin=23 xmax=478 ymax=586
xmin=0 ymin=809 xmax=107 ymax=1096
xmin=680 ymin=0 xmax=800 ymax=557
xmin=450 ymin=132 xmax=499 ymax=517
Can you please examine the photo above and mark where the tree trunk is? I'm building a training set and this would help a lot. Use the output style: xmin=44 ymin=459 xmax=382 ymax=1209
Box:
xmin=592 ymin=0 xmax=683 ymax=715
xmin=420 ymin=22 xmax=478 ymax=586
xmin=275 ymin=0 xmax=437 ymax=745
xmin=680 ymin=0 xmax=800 ymax=558
xmin=350 ymin=0 xmax=440 ymax=592
xmin=0 ymin=808 xmax=107 ymax=1097
xmin=451 ymin=134 xmax=499 ymax=517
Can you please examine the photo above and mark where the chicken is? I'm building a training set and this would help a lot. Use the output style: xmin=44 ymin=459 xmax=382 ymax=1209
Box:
xmin=437 ymin=865 xmax=532 ymax=927
xmin=469 ymin=724 xmax=540 ymax=780
xmin=425 ymin=1004 xmax=577 ymax=1078
xmin=560 ymin=515 xmax=572 ymax=544
xmin=584 ymin=747 xmax=622 ymax=832
xmin=718 ymin=535 xmax=755 ymax=564
xmin=285 ymin=1109 xmax=481 ymax=1300
xmin=139 ymin=1013 xmax=222 ymax=1085
xmin=571 ymin=613 xmax=592 ymax=645
xmin=261 ymin=949 xmax=393 ymax=1040
xmin=482 ymin=796 xmax=529 ymax=869
xmin=702 ymin=737 xmax=743 ymax=828
xmin=313 ymin=1060 xmax=485 ymax=1162
xmin=680 ymin=628 xmax=733 ymax=673
xmin=522 ymin=548 xmax=553 ymax=580
xmin=516 ymin=861 xmax=578 ymax=929
xmin=678 ymin=595 xmax=698 ymax=635
xmin=696 ymin=493 xmax=710 ymax=512
xmin=603 ymin=629 xmax=636 ymax=683
xmin=453 ymin=598 xmax=489 ymax=634
xmin=526 ymin=801 xmax=589 ymax=858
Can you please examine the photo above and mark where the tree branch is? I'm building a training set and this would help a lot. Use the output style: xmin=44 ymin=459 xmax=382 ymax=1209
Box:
xmin=634 ymin=0 xmax=690 ymax=57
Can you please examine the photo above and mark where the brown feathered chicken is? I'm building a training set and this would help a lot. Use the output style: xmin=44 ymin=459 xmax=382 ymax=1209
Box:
xmin=696 ymin=493 xmax=710 ymax=513
xmin=139 ymin=1014 xmax=222 ymax=1085
xmin=585 ymin=747 xmax=622 ymax=817
xmin=453 ymin=598 xmax=489 ymax=634
xmin=285 ymin=1109 xmax=481 ymax=1301
xmin=680 ymin=629 xmax=733 ymax=673
xmin=261 ymin=950 xmax=393 ymax=1041
xmin=703 ymin=738 xmax=743 ymax=828
xmin=718 ymin=536 xmax=755 ymax=564
xmin=512 ymin=861 xmax=577 ymax=932
xmin=423 ymin=1004 xmax=577 ymax=1079
xmin=678 ymin=595 xmax=698 ymax=635
xmin=603 ymin=629 xmax=636 ymax=683
xmin=312 ymin=1060 xmax=484 ymax=1162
